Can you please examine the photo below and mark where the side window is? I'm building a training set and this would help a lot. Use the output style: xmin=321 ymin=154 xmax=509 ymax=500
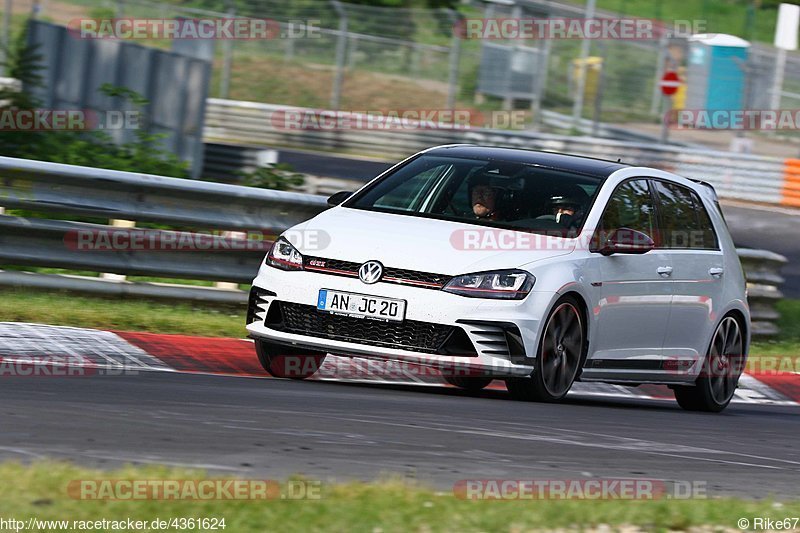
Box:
xmin=598 ymin=179 xmax=656 ymax=239
xmin=692 ymin=192 xmax=719 ymax=249
xmin=653 ymin=181 xmax=718 ymax=249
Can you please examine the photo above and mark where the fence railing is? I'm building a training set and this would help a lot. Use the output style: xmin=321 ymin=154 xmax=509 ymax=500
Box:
xmin=204 ymin=98 xmax=797 ymax=207
xmin=0 ymin=155 xmax=789 ymax=336
xmin=28 ymin=0 xmax=800 ymax=131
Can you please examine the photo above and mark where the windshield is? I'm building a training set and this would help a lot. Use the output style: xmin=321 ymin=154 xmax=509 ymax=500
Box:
xmin=346 ymin=154 xmax=606 ymax=236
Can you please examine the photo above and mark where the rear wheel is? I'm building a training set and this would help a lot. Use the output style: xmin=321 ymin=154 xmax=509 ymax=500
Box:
xmin=673 ymin=315 xmax=745 ymax=412
xmin=255 ymin=340 xmax=326 ymax=379
xmin=506 ymin=295 xmax=586 ymax=402
xmin=443 ymin=375 xmax=493 ymax=391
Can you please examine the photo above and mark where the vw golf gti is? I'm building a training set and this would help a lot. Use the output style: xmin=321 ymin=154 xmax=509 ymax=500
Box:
xmin=246 ymin=145 xmax=750 ymax=412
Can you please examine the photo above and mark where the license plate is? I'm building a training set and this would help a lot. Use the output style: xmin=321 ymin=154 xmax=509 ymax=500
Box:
xmin=317 ymin=289 xmax=406 ymax=322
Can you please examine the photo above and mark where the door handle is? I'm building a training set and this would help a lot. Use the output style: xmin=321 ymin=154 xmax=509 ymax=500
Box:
xmin=657 ymin=266 xmax=673 ymax=277
xmin=709 ymin=267 xmax=724 ymax=278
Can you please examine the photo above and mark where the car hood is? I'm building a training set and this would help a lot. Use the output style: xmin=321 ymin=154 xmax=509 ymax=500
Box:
xmin=285 ymin=207 xmax=575 ymax=275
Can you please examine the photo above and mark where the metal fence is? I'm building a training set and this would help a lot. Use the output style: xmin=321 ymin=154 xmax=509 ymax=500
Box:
xmin=26 ymin=19 xmax=212 ymax=177
xmin=0 ymin=155 xmax=788 ymax=336
xmin=23 ymin=0 xmax=800 ymax=130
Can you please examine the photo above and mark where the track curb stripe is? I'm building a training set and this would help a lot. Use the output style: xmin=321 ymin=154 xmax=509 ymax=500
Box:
xmin=106 ymin=329 xmax=800 ymax=406
xmin=1 ymin=323 xmax=797 ymax=406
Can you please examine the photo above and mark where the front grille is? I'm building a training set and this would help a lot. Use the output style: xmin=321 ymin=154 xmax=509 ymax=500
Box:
xmin=303 ymin=256 xmax=449 ymax=289
xmin=267 ymin=301 xmax=456 ymax=354
xmin=247 ymin=287 xmax=276 ymax=324
xmin=383 ymin=266 xmax=449 ymax=287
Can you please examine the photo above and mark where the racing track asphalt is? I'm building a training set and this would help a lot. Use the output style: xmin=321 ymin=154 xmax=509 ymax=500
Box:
xmin=0 ymin=371 xmax=798 ymax=498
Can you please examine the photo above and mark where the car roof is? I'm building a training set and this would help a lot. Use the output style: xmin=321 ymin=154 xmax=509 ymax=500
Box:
xmin=424 ymin=145 xmax=629 ymax=179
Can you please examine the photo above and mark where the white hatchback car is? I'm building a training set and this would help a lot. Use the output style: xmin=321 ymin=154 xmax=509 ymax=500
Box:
xmin=247 ymin=145 xmax=750 ymax=412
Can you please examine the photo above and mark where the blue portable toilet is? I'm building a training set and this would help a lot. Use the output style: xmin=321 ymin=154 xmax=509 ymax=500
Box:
xmin=686 ymin=34 xmax=750 ymax=111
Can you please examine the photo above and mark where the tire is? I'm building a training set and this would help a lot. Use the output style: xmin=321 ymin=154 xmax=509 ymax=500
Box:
xmin=254 ymin=340 xmax=326 ymax=380
xmin=673 ymin=315 xmax=745 ymax=413
xmin=505 ymin=295 xmax=586 ymax=402
xmin=443 ymin=375 xmax=493 ymax=391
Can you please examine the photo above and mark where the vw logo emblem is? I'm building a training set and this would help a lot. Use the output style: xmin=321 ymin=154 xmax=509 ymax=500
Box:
xmin=358 ymin=261 xmax=384 ymax=284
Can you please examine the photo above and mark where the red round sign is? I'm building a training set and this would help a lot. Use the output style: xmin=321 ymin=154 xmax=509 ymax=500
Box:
xmin=660 ymin=71 xmax=681 ymax=96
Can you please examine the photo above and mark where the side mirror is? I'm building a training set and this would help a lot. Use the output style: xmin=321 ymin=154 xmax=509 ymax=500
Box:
xmin=327 ymin=191 xmax=353 ymax=207
xmin=597 ymin=228 xmax=654 ymax=256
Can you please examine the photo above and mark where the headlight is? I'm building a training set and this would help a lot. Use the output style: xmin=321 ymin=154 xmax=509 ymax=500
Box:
xmin=266 ymin=238 xmax=303 ymax=271
xmin=443 ymin=269 xmax=534 ymax=300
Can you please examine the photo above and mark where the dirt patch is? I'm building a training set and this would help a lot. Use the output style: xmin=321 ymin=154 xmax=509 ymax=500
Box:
xmin=223 ymin=56 xmax=450 ymax=110
xmin=14 ymin=0 xmax=90 ymax=23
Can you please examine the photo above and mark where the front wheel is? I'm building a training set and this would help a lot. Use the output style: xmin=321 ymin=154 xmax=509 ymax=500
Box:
xmin=673 ymin=315 xmax=745 ymax=413
xmin=255 ymin=340 xmax=326 ymax=379
xmin=505 ymin=295 xmax=586 ymax=402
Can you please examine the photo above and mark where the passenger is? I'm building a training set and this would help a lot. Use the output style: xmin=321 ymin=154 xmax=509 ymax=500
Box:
xmin=546 ymin=185 xmax=590 ymax=227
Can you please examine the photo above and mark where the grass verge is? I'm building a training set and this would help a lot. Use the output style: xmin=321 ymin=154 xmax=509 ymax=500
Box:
xmin=0 ymin=287 xmax=246 ymax=338
xmin=0 ymin=462 xmax=797 ymax=532
xmin=750 ymin=299 xmax=800 ymax=356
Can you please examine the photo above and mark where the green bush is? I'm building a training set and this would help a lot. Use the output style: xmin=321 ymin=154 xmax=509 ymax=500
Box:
xmin=238 ymin=163 xmax=305 ymax=191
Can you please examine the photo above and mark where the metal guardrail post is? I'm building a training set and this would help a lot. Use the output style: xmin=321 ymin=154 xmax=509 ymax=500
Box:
xmin=101 ymin=219 xmax=136 ymax=281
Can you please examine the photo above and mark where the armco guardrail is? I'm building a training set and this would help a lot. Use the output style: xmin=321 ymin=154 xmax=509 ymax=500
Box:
xmin=204 ymin=99 xmax=792 ymax=206
xmin=0 ymin=217 xmax=266 ymax=283
xmin=0 ymin=156 xmax=789 ymax=336
xmin=737 ymin=249 xmax=790 ymax=337
xmin=0 ymin=155 xmax=327 ymax=231
xmin=0 ymin=156 xmax=327 ymax=303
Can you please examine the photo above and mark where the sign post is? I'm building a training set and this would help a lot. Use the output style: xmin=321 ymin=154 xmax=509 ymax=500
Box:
xmin=659 ymin=71 xmax=680 ymax=144
xmin=771 ymin=4 xmax=800 ymax=112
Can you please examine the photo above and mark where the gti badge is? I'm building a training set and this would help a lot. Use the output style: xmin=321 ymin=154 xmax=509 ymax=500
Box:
xmin=358 ymin=261 xmax=384 ymax=284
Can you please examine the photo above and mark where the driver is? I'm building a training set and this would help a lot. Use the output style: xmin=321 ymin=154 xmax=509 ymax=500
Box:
xmin=469 ymin=175 xmax=504 ymax=221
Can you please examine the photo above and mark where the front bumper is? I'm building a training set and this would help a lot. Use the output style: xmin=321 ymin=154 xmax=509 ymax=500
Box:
xmin=246 ymin=264 xmax=558 ymax=377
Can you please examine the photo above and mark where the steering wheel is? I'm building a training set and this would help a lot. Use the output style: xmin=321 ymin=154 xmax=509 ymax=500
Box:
xmin=446 ymin=200 xmax=467 ymax=217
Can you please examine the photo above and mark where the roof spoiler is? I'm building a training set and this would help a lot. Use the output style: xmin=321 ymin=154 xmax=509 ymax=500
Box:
xmin=689 ymin=179 xmax=719 ymax=202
